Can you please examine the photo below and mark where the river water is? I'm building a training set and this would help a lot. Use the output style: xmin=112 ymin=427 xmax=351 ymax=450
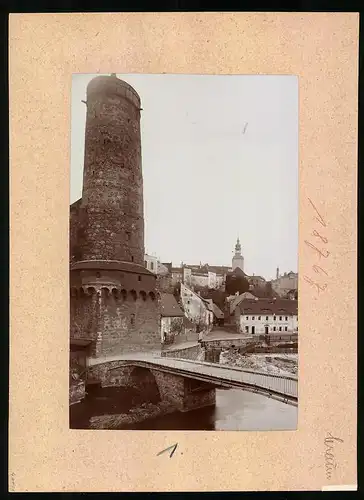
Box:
xmin=71 ymin=385 xmax=297 ymax=430
xmin=126 ymin=388 xmax=297 ymax=431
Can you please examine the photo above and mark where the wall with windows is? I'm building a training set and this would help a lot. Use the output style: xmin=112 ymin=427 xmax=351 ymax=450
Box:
xmin=238 ymin=313 xmax=298 ymax=335
xmin=180 ymin=283 xmax=212 ymax=329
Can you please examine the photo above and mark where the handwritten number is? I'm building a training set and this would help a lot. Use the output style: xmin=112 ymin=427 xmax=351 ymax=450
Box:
xmin=304 ymin=276 xmax=327 ymax=294
xmin=308 ymin=198 xmax=327 ymax=227
xmin=304 ymin=198 xmax=330 ymax=296
xmin=157 ymin=443 xmax=178 ymax=458
xmin=304 ymin=240 xmax=330 ymax=259
xmin=312 ymin=230 xmax=328 ymax=244
xmin=312 ymin=264 xmax=328 ymax=276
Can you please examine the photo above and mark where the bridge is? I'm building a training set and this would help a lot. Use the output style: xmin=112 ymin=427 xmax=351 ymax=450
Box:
xmin=86 ymin=354 xmax=298 ymax=409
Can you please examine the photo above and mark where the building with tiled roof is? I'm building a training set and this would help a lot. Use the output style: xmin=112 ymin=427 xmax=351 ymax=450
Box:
xmin=235 ymin=298 xmax=298 ymax=335
xmin=160 ymin=293 xmax=185 ymax=318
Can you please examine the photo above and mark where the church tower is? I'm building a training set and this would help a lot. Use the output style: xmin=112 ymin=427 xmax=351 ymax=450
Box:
xmin=232 ymin=237 xmax=244 ymax=272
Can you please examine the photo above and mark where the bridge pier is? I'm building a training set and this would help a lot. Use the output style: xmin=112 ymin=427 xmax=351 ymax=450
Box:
xmin=152 ymin=370 xmax=216 ymax=412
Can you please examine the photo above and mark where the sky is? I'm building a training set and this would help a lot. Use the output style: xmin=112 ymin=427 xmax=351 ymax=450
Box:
xmin=71 ymin=73 xmax=298 ymax=281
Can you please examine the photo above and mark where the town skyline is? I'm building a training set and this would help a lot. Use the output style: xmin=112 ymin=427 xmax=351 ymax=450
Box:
xmin=71 ymin=73 xmax=298 ymax=280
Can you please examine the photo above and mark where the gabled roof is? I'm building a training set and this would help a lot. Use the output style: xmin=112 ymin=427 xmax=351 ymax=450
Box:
xmin=160 ymin=293 xmax=185 ymax=317
xmin=230 ymin=291 xmax=256 ymax=313
xmin=227 ymin=267 xmax=247 ymax=278
xmin=239 ymin=298 xmax=298 ymax=315
xmin=212 ymin=303 xmax=224 ymax=319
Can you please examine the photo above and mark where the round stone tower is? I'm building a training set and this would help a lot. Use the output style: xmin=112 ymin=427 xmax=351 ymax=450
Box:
xmin=80 ymin=74 xmax=144 ymax=265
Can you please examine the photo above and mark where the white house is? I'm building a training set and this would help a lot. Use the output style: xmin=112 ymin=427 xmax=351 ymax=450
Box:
xmin=235 ymin=298 xmax=298 ymax=335
xmin=180 ymin=283 xmax=213 ymax=330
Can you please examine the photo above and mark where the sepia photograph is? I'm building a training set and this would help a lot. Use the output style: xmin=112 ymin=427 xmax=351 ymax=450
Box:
xmin=69 ymin=73 xmax=298 ymax=431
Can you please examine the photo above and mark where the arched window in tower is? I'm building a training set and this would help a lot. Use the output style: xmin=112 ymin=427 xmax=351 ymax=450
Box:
xmin=130 ymin=313 xmax=135 ymax=326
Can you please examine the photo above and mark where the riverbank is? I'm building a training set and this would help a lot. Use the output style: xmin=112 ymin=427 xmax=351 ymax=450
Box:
xmin=89 ymin=400 xmax=176 ymax=429
xmin=219 ymin=350 xmax=298 ymax=376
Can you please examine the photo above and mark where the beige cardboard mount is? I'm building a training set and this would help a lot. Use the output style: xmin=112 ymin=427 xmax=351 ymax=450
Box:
xmin=9 ymin=13 xmax=358 ymax=492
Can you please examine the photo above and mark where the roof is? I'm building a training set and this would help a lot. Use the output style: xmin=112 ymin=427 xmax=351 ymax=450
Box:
xmin=201 ymin=298 xmax=224 ymax=318
xmin=239 ymin=298 xmax=298 ymax=316
xmin=207 ymin=265 xmax=230 ymax=275
xmin=227 ymin=267 xmax=248 ymax=278
xmin=212 ymin=304 xmax=224 ymax=319
xmin=230 ymin=291 xmax=256 ymax=313
xmin=191 ymin=271 xmax=208 ymax=277
xmin=70 ymin=260 xmax=156 ymax=276
xmin=160 ymin=293 xmax=185 ymax=317
xmin=185 ymin=264 xmax=230 ymax=276
xmin=171 ymin=267 xmax=182 ymax=273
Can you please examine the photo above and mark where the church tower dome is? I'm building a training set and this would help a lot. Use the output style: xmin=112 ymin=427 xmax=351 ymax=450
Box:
xmin=232 ymin=237 xmax=244 ymax=272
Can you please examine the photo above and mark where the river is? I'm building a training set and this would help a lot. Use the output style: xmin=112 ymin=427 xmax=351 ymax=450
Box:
xmin=71 ymin=386 xmax=297 ymax=431
xmin=126 ymin=388 xmax=297 ymax=431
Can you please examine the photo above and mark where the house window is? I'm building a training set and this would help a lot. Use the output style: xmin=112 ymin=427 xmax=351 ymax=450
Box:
xmin=285 ymin=327 xmax=288 ymax=331
xmin=131 ymin=256 xmax=134 ymax=262
xmin=258 ymin=316 xmax=261 ymax=320
xmin=273 ymin=316 xmax=276 ymax=321
xmin=279 ymin=327 xmax=282 ymax=332
xmin=252 ymin=316 xmax=255 ymax=320
xmin=144 ymin=260 xmax=147 ymax=268
xmin=273 ymin=327 xmax=276 ymax=331
xmin=245 ymin=326 xmax=249 ymax=332
xmin=246 ymin=316 xmax=248 ymax=320
xmin=138 ymin=276 xmax=141 ymax=281
xmin=285 ymin=316 xmax=288 ymax=321
xmin=151 ymin=262 xmax=154 ymax=270
xmin=130 ymin=314 xmax=135 ymax=325
xmin=279 ymin=316 xmax=282 ymax=321
xmin=266 ymin=316 xmax=268 ymax=320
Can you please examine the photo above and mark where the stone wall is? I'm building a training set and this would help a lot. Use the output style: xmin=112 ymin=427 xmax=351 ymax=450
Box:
xmin=151 ymin=370 xmax=186 ymax=411
xmin=79 ymin=75 xmax=144 ymax=265
xmin=100 ymin=293 xmax=160 ymax=355
xmin=70 ymin=289 xmax=160 ymax=357
xmin=161 ymin=344 xmax=204 ymax=361
xmin=183 ymin=388 xmax=216 ymax=412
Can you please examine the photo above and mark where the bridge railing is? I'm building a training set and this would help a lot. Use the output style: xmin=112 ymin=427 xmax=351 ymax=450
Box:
xmin=236 ymin=370 xmax=298 ymax=399
xmin=142 ymin=357 xmax=298 ymax=399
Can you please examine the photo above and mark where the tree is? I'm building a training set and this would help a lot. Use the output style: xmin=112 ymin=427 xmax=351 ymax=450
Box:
xmin=225 ymin=273 xmax=250 ymax=295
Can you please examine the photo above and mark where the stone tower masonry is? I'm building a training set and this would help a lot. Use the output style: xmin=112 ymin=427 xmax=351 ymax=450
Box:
xmin=70 ymin=75 xmax=160 ymax=359
xmin=80 ymin=75 xmax=144 ymax=264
